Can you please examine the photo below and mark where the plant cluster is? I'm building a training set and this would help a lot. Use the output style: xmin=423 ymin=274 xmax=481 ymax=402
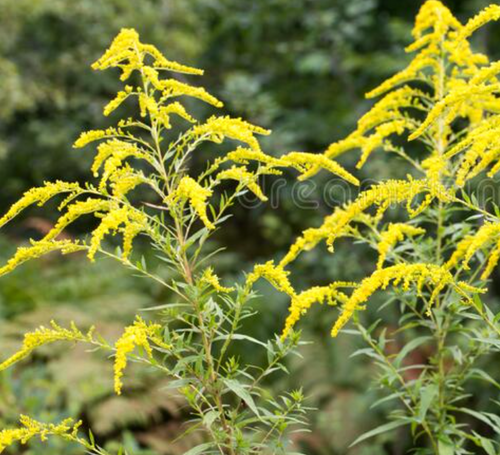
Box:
xmin=5 ymin=2 xmax=500 ymax=454
xmin=0 ymin=28 xmax=338 ymax=454
xmin=265 ymin=1 xmax=500 ymax=453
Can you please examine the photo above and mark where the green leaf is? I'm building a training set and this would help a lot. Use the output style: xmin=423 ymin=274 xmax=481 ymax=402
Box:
xmin=214 ymin=333 xmax=267 ymax=348
xmin=224 ymin=379 xmax=260 ymax=417
xmin=438 ymin=440 xmax=454 ymax=455
xmin=418 ymin=384 xmax=438 ymax=422
xmin=394 ymin=336 xmax=431 ymax=366
xmin=203 ymin=410 xmax=219 ymax=429
xmin=473 ymin=432 xmax=497 ymax=455
xmin=183 ymin=443 xmax=214 ymax=455
xmin=349 ymin=420 xmax=409 ymax=447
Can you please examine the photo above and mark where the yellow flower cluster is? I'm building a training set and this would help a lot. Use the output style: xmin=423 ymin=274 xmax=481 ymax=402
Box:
xmin=201 ymin=267 xmax=234 ymax=293
xmin=88 ymin=204 xmax=148 ymax=261
xmin=0 ymin=240 xmax=84 ymax=278
xmin=45 ymin=198 xmax=111 ymax=241
xmin=103 ymin=85 xmax=134 ymax=116
xmin=167 ymin=176 xmax=214 ymax=229
xmin=73 ymin=127 xmax=123 ymax=148
xmin=320 ymin=178 xmax=434 ymax=252
xmin=91 ymin=28 xmax=203 ymax=80
xmin=280 ymin=151 xmax=359 ymax=185
xmin=225 ymin=146 xmax=284 ymax=167
xmin=246 ymin=261 xmax=295 ymax=296
xmin=217 ymin=166 xmax=268 ymax=201
xmin=91 ymin=139 xmax=150 ymax=180
xmin=114 ymin=317 xmax=164 ymax=395
xmin=0 ymin=181 xmax=82 ymax=228
xmin=156 ymin=101 xmax=196 ymax=129
xmin=0 ymin=416 xmax=82 ymax=453
xmin=376 ymin=223 xmax=426 ymax=269
xmin=281 ymin=282 xmax=355 ymax=339
xmin=193 ymin=116 xmax=270 ymax=152
xmin=461 ymin=4 xmax=500 ymax=38
xmin=109 ymin=165 xmax=146 ymax=199
xmin=0 ymin=320 xmax=94 ymax=372
xmin=274 ymin=1 xmax=500 ymax=338
xmin=447 ymin=223 xmax=500 ymax=279
xmin=331 ymin=264 xmax=472 ymax=337
xmin=156 ymin=78 xmax=223 ymax=108
xmin=278 ymin=179 xmax=432 ymax=268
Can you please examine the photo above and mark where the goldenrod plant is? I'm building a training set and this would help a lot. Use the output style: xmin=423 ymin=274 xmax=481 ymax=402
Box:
xmin=256 ymin=1 xmax=500 ymax=453
xmin=0 ymin=29 xmax=370 ymax=454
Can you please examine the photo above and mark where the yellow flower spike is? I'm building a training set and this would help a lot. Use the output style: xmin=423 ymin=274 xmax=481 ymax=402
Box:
xmin=92 ymin=28 xmax=203 ymax=79
xmin=324 ymin=179 xmax=432 ymax=251
xmin=376 ymin=223 xmax=426 ymax=269
xmin=279 ymin=210 xmax=346 ymax=267
xmin=281 ymin=151 xmax=359 ymax=185
xmin=138 ymin=92 xmax=159 ymax=118
xmin=453 ymin=222 xmax=500 ymax=274
xmin=0 ymin=320 xmax=94 ymax=372
xmin=217 ymin=166 xmax=268 ymax=201
xmin=167 ymin=176 xmax=214 ymax=230
xmin=366 ymin=56 xmax=439 ymax=99
xmin=103 ymin=85 xmax=134 ymax=116
xmin=114 ymin=317 xmax=163 ymax=395
xmin=330 ymin=264 xmax=459 ymax=337
xmin=279 ymin=179 xmax=436 ymax=268
xmin=281 ymin=282 xmax=354 ymax=340
xmin=461 ymin=4 xmax=500 ymax=39
xmin=0 ymin=416 xmax=83 ymax=452
xmin=357 ymin=86 xmax=425 ymax=134
xmin=226 ymin=146 xmax=284 ymax=167
xmin=201 ymin=267 xmax=234 ymax=293
xmin=412 ymin=1 xmax=461 ymax=40
xmin=88 ymin=205 xmax=147 ymax=261
xmin=356 ymin=119 xmax=412 ymax=169
xmin=91 ymin=139 xmax=151 ymax=179
xmin=0 ymin=181 xmax=82 ymax=228
xmin=246 ymin=260 xmax=295 ymax=297
xmin=481 ymin=239 xmax=500 ymax=280
xmin=446 ymin=236 xmax=473 ymax=270
xmin=157 ymin=102 xmax=196 ymax=129
xmin=73 ymin=127 xmax=123 ymax=148
xmin=0 ymin=240 xmax=85 ymax=279
xmin=409 ymin=84 xmax=500 ymax=141
xmin=193 ymin=116 xmax=270 ymax=152
xmin=109 ymin=165 xmax=146 ymax=200
xmin=159 ymin=79 xmax=223 ymax=108
xmin=45 ymin=198 xmax=111 ymax=241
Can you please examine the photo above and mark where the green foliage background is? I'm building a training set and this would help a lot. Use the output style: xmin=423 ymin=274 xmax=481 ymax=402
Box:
xmin=1 ymin=0 xmax=500 ymax=454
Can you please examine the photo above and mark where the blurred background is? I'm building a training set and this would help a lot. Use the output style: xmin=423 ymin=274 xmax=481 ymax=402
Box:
xmin=1 ymin=0 xmax=500 ymax=454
